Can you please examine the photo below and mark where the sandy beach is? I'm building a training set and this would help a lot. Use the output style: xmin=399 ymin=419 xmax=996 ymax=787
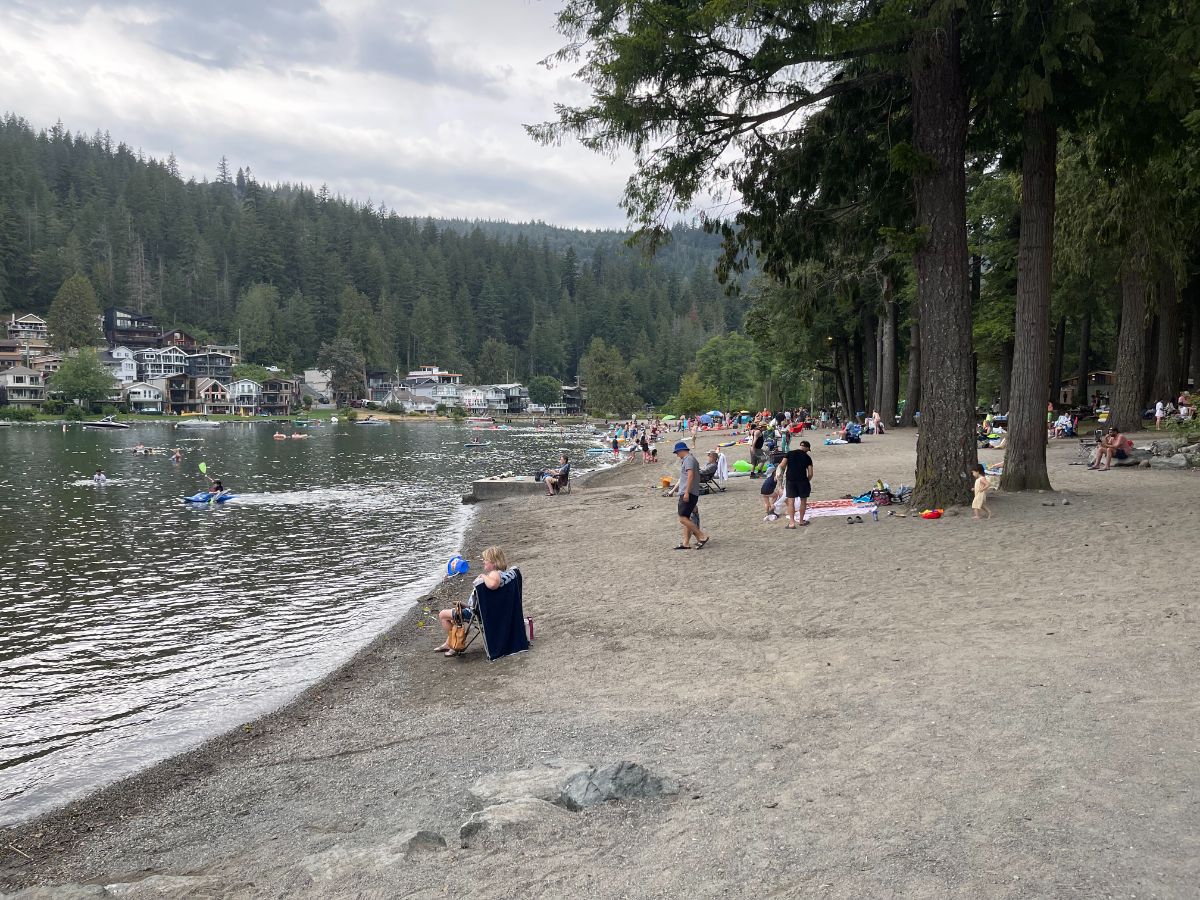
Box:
xmin=3 ymin=428 xmax=1199 ymax=899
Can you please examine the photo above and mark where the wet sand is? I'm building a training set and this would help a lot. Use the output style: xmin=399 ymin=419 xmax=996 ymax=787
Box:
xmin=3 ymin=429 xmax=1199 ymax=899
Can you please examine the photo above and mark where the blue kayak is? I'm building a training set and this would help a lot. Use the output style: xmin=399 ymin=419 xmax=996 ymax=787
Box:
xmin=182 ymin=492 xmax=236 ymax=504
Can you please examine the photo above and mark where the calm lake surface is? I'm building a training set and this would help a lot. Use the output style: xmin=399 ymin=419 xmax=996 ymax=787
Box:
xmin=0 ymin=418 xmax=607 ymax=826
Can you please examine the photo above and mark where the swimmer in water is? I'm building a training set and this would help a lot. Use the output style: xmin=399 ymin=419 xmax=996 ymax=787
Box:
xmin=93 ymin=468 xmax=107 ymax=484
xmin=172 ymin=448 xmax=182 ymax=463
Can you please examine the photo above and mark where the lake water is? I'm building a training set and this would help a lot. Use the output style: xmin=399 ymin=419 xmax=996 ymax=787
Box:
xmin=0 ymin=418 xmax=607 ymax=826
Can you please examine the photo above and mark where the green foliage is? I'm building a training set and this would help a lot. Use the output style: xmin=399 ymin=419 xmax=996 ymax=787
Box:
xmin=47 ymin=274 xmax=102 ymax=350
xmin=669 ymin=373 xmax=720 ymax=417
xmin=475 ymin=338 xmax=515 ymax=384
xmin=234 ymin=284 xmax=281 ymax=364
xmin=62 ymin=403 xmax=84 ymax=420
xmin=0 ymin=405 xmax=36 ymax=421
xmin=316 ymin=338 xmax=365 ymax=401
xmin=528 ymin=374 xmax=562 ymax=406
xmin=232 ymin=363 xmax=275 ymax=383
xmin=580 ymin=337 xmax=640 ymax=416
xmin=694 ymin=332 xmax=760 ymax=411
xmin=50 ymin=349 xmax=116 ymax=410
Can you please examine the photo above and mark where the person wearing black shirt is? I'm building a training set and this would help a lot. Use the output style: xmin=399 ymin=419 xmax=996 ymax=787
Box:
xmin=776 ymin=440 xmax=814 ymax=528
xmin=750 ymin=426 xmax=766 ymax=478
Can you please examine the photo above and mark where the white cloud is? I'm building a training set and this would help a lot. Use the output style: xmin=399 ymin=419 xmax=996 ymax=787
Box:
xmin=0 ymin=0 xmax=636 ymax=228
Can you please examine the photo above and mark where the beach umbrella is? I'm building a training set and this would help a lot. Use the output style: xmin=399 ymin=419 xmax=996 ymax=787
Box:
xmin=699 ymin=414 xmax=713 ymax=425
xmin=707 ymin=410 xmax=722 ymax=416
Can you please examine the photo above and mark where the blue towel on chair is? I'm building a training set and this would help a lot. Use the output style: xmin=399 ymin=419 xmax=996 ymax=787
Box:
xmin=475 ymin=568 xmax=529 ymax=661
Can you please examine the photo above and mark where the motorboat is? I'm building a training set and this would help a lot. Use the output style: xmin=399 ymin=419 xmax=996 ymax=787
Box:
xmin=466 ymin=416 xmax=494 ymax=425
xmin=355 ymin=416 xmax=388 ymax=425
xmin=83 ymin=415 xmax=130 ymax=430
xmin=176 ymin=418 xmax=222 ymax=430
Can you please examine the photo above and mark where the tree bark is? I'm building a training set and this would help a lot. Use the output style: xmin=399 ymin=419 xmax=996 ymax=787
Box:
xmin=899 ymin=318 xmax=921 ymax=427
xmin=999 ymin=340 xmax=1014 ymax=413
xmin=1050 ymin=316 xmax=1066 ymax=404
xmin=863 ymin=308 xmax=879 ymax=415
xmin=834 ymin=344 xmax=852 ymax=417
xmin=1076 ymin=311 xmax=1091 ymax=408
xmin=1187 ymin=282 xmax=1200 ymax=387
xmin=880 ymin=279 xmax=898 ymax=419
xmin=1143 ymin=314 xmax=1158 ymax=407
xmin=909 ymin=12 xmax=975 ymax=507
xmin=1112 ymin=263 xmax=1149 ymax=431
xmin=1150 ymin=261 xmax=1180 ymax=403
xmin=1001 ymin=109 xmax=1056 ymax=492
xmin=850 ymin=331 xmax=865 ymax=417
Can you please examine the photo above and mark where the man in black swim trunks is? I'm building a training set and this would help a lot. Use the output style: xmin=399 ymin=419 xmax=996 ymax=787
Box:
xmin=776 ymin=439 xmax=814 ymax=529
xmin=670 ymin=441 xmax=709 ymax=549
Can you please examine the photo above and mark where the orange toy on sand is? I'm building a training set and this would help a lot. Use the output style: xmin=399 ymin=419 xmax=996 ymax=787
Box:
xmin=920 ymin=508 xmax=944 ymax=519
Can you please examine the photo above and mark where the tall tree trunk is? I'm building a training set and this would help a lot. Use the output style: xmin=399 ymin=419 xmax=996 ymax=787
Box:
xmin=999 ymin=340 xmax=1014 ymax=413
xmin=880 ymin=279 xmax=898 ymax=419
xmin=1076 ymin=311 xmax=1091 ymax=408
xmin=850 ymin=332 xmax=865 ymax=418
xmin=863 ymin=309 xmax=878 ymax=415
xmin=899 ymin=318 xmax=921 ymax=427
xmin=1002 ymin=109 xmax=1056 ymax=492
xmin=833 ymin=345 xmax=852 ymax=417
xmin=1050 ymin=316 xmax=1066 ymax=404
xmin=1112 ymin=263 xmax=1149 ymax=431
xmin=909 ymin=12 xmax=974 ymax=507
xmin=1143 ymin=315 xmax=1158 ymax=406
xmin=1151 ymin=261 xmax=1180 ymax=402
xmin=1187 ymin=282 xmax=1200 ymax=387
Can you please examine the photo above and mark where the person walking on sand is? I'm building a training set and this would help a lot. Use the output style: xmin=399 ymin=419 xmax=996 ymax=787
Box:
xmin=776 ymin=439 xmax=814 ymax=528
xmin=670 ymin=441 xmax=709 ymax=550
xmin=971 ymin=463 xmax=992 ymax=519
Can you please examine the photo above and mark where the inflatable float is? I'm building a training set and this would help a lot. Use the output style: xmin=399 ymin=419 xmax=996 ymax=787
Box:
xmin=182 ymin=492 xmax=236 ymax=504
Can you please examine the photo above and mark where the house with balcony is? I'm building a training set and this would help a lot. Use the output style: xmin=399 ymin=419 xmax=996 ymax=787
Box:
xmin=0 ymin=365 xmax=45 ymax=407
xmin=378 ymin=386 xmax=431 ymax=412
xmin=122 ymin=381 xmax=164 ymax=413
xmin=228 ymin=379 xmax=262 ymax=415
xmin=99 ymin=346 xmax=138 ymax=385
xmin=104 ymin=307 xmax=161 ymax=350
xmin=403 ymin=365 xmax=464 ymax=408
xmin=204 ymin=344 xmax=241 ymax=365
xmin=562 ymin=378 xmax=587 ymax=415
xmin=137 ymin=346 xmax=189 ymax=381
xmin=261 ymin=377 xmax=300 ymax=415
xmin=6 ymin=313 xmax=50 ymax=343
xmin=29 ymin=353 xmax=64 ymax=378
xmin=459 ymin=386 xmax=488 ymax=414
xmin=186 ymin=351 xmax=234 ymax=384
xmin=161 ymin=329 xmax=199 ymax=354
xmin=194 ymin=378 xmax=231 ymax=414
xmin=150 ymin=373 xmax=195 ymax=415
xmin=494 ymin=383 xmax=529 ymax=414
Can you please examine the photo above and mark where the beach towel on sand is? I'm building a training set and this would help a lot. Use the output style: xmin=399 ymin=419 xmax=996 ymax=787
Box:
xmin=799 ymin=498 xmax=877 ymax=521
xmin=475 ymin=568 xmax=529 ymax=661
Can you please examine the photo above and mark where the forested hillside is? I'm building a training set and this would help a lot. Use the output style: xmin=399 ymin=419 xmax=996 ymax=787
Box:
xmin=0 ymin=114 xmax=745 ymax=403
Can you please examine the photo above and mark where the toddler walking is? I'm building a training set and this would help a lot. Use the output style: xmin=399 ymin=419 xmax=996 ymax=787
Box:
xmin=971 ymin=462 xmax=992 ymax=520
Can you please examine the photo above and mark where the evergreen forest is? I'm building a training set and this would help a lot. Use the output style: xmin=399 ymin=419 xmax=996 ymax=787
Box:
xmin=0 ymin=113 xmax=745 ymax=405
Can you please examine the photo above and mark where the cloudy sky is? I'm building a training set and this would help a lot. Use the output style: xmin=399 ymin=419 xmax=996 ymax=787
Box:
xmin=0 ymin=0 xmax=638 ymax=228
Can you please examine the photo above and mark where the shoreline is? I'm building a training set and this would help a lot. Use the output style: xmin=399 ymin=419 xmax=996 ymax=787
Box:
xmin=4 ymin=431 xmax=1199 ymax=897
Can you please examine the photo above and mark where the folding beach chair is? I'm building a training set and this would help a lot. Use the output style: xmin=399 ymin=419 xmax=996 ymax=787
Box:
xmin=460 ymin=569 xmax=529 ymax=661
xmin=697 ymin=466 xmax=725 ymax=495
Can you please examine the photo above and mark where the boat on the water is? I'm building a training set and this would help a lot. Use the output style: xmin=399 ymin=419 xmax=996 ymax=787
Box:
xmin=182 ymin=492 xmax=235 ymax=504
xmin=464 ymin=441 xmax=490 ymax=448
xmin=355 ymin=416 xmax=388 ymax=425
xmin=176 ymin=418 xmax=222 ymax=430
xmin=83 ymin=416 xmax=130 ymax=430
xmin=466 ymin=416 xmax=494 ymax=425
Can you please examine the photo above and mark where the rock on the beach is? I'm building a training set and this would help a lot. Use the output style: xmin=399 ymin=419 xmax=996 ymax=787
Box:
xmin=1150 ymin=439 xmax=1183 ymax=457
xmin=559 ymin=761 xmax=680 ymax=811
xmin=469 ymin=759 xmax=592 ymax=808
xmin=459 ymin=798 xmax=573 ymax=848
xmin=2 ymin=887 xmax=108 ymax=900
xmin=1149 ymin=454 xmax=1188 ymax=470
xmin=3 ymin=876 xmax=228 ymax=899
xmin=394 ymin=829 xmax=448 ymax=856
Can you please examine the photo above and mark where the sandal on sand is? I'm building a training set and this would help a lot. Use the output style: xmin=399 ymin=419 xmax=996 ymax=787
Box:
xmin=797 ymin=520 xmax=808 ymax=526
xmin=785 ymin=524 xmax=796 ymax=530
xmin=433 ymin=644 xmax=449 ymax=652
xmin=696 ymin=537 xmax=710 ymax=549
xmin=673 ymin=544 xmax=691 ymax=550
xmin=854 ymin=515 xmax=864 ymax=523
xmin=847 ymin=516 xmax=855 ymax=524
xmin=443 ymin=649 xmax=460 ymax=657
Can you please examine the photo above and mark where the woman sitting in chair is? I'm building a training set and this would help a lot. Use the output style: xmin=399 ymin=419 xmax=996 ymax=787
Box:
xmin=435 ymin=546 xmax=512 ymax=657
xmin=544 ymin=453 xmax=570 ymax=495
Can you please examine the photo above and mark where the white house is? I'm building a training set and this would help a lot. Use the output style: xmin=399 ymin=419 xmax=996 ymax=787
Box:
xmin=100 ymin=346 xmax=138 ymax=385
xmin=123 ymin=381 xmax=164 ymax=413
xmin=5 ymin=313 xmax=49 ymax=342
xmin=459 ymin=386 xmax=488 ymax=413
xmin=228 ymin=379 xmax=262 ymax=415
xmin=404 ymin=365 xmax=463 ymax=407
xmin=136 ymin=346 xmax=188 ymax=381
xmin=378 ymin=386 xmax=433 ymax=412
xmin=0 ymin=365 xmax=45 ymax=407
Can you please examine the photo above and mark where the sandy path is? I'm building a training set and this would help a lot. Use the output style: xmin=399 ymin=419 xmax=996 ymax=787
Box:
xmin=3 ymin=429 xmax=1198 ymax=899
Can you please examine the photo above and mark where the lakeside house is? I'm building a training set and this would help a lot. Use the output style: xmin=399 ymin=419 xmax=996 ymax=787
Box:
xmin=260 ymin=377 xmax=300 ymax=415
xmin=122 ymin=381 xmax=164 ymax=413
xmin=194 ymin=378 xmax=231 ymax=415
xmin=5 ymin=313 xmax=50 ymax=343
xmin=136 ymin=346 xmax=189 ymax=381
xmin=99 ymin=347 xmax=138 ymax=385
xmin=404 ymin=365 xmax=463 ymax=408
xmin=103 ymin=307 xmax=161 ymax=350
xmin=228 ymin=378 xmax=263 ymax=415
xmin=161 ymin=329 xmax=199 ymax=354
xmin=0 ymin=365 xmax=46 ymax=407
xmin=185 ymin=351 xmax=235 ymax=383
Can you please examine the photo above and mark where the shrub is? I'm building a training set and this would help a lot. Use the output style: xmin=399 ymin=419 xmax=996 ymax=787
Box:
xmin=41 ymin=398 xmax=67 ymax=415
xmin=0 ymin=405 xmax=36 ymax=421
xmin=100 ymin=404 xmax=120 ymax=417
xmin=63 ymin=405 xmax=85 ymax=420
xmin=383 ymin=403 xmax=404 ymax=414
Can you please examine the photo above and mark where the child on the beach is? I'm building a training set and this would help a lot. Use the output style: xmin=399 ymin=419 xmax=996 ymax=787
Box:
xmin=971 ymin=463 xmax=992 ymax=520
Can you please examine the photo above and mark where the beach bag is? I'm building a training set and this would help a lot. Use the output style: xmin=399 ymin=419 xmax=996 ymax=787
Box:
xmin=447 ymin=602 xmax=469 ymax=652
xmin=524 ymin=616 xmax=535 ymax=641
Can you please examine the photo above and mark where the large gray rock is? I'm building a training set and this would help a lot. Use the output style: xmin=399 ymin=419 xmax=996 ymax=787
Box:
xmin=299 ymin=829 xmax=447 ymax=882
xmin=1149 ymin=454 xmax=1188 ymax=470
xmin=3 ymin=888 xmax=108 ymax=900
xmin=559 ymin=761 xmax=680 ymax=811
xmin=469 ymin=760 xmax=592 ymax=808
xmin=1150 ymin=439 xmax=1183 ymax=457
xmin=1114 ymin=448 xmax=1151 ymax=467
xmin=459 ymin=798 xmax=572 ymax=848
xmin=393 ymin=829 xmax=448 ymax=856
